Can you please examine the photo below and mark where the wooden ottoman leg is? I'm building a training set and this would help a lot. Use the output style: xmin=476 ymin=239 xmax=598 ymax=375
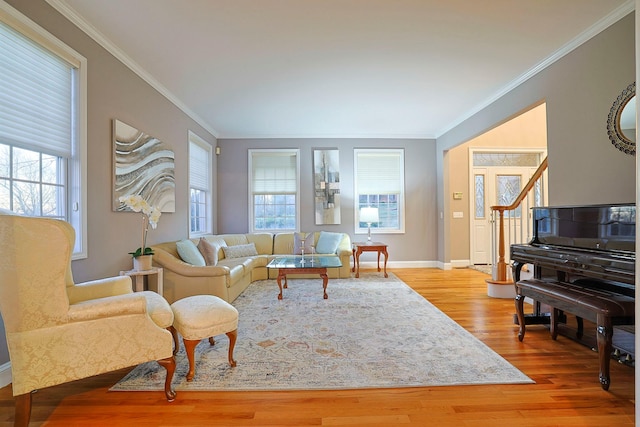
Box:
xmin=169 ymin=326 xmax=180 ymax=355
xmin=226 ymin=329 xmax=238 ymax=367
xmin=183 ymin=339 xmax=200 ymax=381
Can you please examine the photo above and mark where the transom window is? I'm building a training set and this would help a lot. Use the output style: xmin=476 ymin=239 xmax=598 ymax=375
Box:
xmin=248 ymin=149 xmax=299 ymax=232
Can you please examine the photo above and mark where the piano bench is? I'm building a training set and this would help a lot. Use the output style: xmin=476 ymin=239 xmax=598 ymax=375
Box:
xmin=515 ymin=278 xmax=635 ymax=391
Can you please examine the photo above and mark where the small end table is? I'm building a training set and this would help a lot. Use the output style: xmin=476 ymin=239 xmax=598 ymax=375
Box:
xmin=120 ymin=267 xmax=164 ymax=296
xmin=352 ymin=242 xmax=388 ymax=278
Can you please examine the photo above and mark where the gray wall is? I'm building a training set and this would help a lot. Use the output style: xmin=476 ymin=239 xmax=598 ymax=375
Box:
xmin=0 ymin=1 xmax=635 ymax=374
xmin=217 ymin=138 xmax=438 ymax=264
xmin=436 ymin=13 xmax=636 ymax=264
xmin=0 ymin=0 xmax=217 ymax=367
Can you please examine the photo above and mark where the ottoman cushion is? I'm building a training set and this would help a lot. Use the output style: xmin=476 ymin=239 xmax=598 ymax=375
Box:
xmin=171 ymin=295 xmax=238 ymax=340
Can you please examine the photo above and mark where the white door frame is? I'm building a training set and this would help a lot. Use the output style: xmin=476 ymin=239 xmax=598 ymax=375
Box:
xmin=468 ymin=148 xmax=547 ymax=266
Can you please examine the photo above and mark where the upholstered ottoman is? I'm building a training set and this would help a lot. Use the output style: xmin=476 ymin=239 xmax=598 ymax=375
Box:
xmin=170 ymin=295 xmax=238 ymax=381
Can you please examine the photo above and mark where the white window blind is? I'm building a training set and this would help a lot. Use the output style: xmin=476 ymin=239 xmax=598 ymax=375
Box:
xmin=356 ymin=151 xmax=402 ymax=194
xmin=189 ymin=141 xmax=209 ymax=190
xmin=252 ymin=152 xmax=297 ymax=193
xmin=0 ymin=20 xmax=73 ymax=158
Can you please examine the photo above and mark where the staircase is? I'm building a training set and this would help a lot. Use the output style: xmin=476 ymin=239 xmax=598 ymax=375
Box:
xmin=486 ymin=157 xmax=548 ymax=298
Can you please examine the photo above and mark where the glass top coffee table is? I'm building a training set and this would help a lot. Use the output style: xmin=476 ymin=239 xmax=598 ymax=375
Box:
xmin=267 ymin=255 xmax=342 ymax=300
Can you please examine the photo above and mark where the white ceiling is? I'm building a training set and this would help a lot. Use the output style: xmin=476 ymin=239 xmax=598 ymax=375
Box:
xmin=51 ymin=0 xmax=633 ymax=139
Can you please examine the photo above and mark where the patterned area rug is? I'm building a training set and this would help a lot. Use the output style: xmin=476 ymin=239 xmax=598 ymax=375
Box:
xmin=111 ymin=273 xmax=533 ymax=391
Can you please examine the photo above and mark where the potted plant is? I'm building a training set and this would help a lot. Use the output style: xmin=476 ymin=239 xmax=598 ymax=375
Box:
xmin=119 ymin=194 xmax=161 ymax=271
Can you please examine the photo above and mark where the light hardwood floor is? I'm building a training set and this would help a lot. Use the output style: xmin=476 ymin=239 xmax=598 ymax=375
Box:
xmin=0 ymin=268 xmax=635 ymax=426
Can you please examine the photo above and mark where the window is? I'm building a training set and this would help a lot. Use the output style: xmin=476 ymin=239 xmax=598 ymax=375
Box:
xmin=189 ymin=132 xmax=213 ymax=236
xmin=0 ymin=4 xmax=87 ymax=258
xmin=354 ymin=149 xmax=405 ymax=235
xmin=249 ymin=149 xmax=299 ymax=232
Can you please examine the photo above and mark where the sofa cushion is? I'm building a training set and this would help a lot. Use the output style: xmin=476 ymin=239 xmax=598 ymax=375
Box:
xmin=197 ymin=237 xmax=219 ymax=266
xmin=223 ymin=243 xmax=258 ymax=259
xmin=293 ymin=232 xmax=314 ymax=255
xmin=315 ymin=231 xmax=343 ymax=254
xmin=176 ymin=239 xmax=206 ymax=266
xmin=246 ymin=233 xmax=274 ymax=255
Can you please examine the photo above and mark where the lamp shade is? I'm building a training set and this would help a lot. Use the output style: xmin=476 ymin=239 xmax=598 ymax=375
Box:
xmin=360 ymin=207 xmax=379 ymax=223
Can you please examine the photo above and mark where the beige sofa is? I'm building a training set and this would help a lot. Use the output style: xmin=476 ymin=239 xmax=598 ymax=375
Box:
xmin=151 ymin=232 xmax=352 ymax=303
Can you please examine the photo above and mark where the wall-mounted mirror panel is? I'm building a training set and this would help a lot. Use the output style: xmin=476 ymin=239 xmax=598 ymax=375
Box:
xmin=607 ymin=82 xmax=636 ymax=155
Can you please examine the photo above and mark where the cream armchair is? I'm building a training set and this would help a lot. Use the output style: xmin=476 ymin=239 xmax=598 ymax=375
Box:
xmin=0 ymin=215 xmax=177 ymax=427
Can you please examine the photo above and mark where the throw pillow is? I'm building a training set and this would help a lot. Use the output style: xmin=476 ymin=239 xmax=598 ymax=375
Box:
xmin=293 ymin=232 xmax=314 ymax=255
xmin=176 ymin=239 xmax=206 ymax=266
xmin=223 ymin=243 xmax=258 ymax=259
xmin=197 ymin=238 xmax=219 ymax=266
xmin=315 ymin=231 xmax=343 ymax=254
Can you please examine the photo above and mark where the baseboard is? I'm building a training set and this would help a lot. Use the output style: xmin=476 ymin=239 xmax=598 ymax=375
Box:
xmin=450 ymin=259 xmax=471 ymax=268
xmin=0 ymin=361 xmax=11 ymax=388
xmin=356 ymin=260 xmax=439 ymax=270
xmin=436 ymin=261 xmax=451 ymax=270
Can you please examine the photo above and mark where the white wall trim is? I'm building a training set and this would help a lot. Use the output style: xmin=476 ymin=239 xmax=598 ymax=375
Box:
xmin=450 ymin=259 xmax=471 ymax=268
xmin=436 ymin=0 xmax=636 ymax=137
xmin=0 ymin=361 xmax=11 ymax=388
xmin=357 ymin=260 xmax=439 ymax=270
xmin=45 ymin=0 xmax=219 ymax=138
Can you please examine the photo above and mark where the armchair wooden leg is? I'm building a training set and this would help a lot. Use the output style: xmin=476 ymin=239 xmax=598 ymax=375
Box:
xmin=157 ymin=356 xmax=177 ymax=402
xmin=14 ymin=392 xmax=32 ymax=427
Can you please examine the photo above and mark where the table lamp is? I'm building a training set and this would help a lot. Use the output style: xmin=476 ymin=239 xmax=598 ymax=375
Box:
xmin=360 ymin=207 xmax=379 ymax=242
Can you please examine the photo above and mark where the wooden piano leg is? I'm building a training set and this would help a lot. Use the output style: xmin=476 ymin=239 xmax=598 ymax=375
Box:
xmin=596 ymin=315 xmax=613 ymax=391
xmin=576 ymin=317 xmax=584 ymax=339
xmin=515 ymin=293 xmax=526 ymax=341
xmin=550 ymin=308 xmax=560 ymax=340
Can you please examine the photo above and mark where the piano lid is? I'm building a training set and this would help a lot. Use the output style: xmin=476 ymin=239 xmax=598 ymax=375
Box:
xmin=531 ymin=204 xmax=635 ymax=254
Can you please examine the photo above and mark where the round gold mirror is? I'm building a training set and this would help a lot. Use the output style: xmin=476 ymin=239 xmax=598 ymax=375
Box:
xmin=607 ymin=82 xmax=636 ymax=155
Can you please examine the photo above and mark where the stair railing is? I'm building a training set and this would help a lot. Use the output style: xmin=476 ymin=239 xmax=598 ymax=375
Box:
xmin=488 ymin=157 xmax=548 ymax=286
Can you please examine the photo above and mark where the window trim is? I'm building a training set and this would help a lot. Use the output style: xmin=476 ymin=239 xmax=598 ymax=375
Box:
xmin=248 ymin=148 xmax=300 ymax=233
xmin=0 ymin=2 xmax=87 ymax=259
xmin=188 ymin=131 xmax=213 ymax=237
xmin=354 ymin=148 xmax=405 ymax=236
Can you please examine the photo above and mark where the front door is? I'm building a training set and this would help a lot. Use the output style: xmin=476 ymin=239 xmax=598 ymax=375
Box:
xmin=470 ymin=151 xmax=545 ymax=266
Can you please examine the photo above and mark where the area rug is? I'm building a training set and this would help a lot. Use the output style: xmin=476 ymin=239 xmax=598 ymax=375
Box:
xmin=111 ymin=273 xmax=533 ymax=391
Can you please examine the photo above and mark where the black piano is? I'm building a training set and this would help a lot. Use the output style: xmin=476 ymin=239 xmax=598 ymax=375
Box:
xmin=511 ymin=204 xmax=635 ymax=365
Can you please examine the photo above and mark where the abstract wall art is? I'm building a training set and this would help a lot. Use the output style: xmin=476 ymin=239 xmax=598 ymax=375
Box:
xmin=313 ymin=148 xmax=340 ymax=225
xmin=113 ymin=119 xmax=175 ymax=212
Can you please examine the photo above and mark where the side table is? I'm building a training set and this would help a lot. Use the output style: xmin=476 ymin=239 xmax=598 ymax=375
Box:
xmin=352 ymin=242 xmax=388 ymax=278
xmin=120 ymin=267 xmax=164 ymax=296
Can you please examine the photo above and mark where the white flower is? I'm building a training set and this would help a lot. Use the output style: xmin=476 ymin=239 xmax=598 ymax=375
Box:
xmin=119 ymin=194 xmax=162 ymax=256
xmin=148 ymin=206 xmax=161 ymax=229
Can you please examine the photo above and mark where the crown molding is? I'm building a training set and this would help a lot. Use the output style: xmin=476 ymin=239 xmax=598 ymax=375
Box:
xmin=436 ymin=0 xmax=636 ymax=138
xmin=45 ymin=0 xmax=219 ymax=139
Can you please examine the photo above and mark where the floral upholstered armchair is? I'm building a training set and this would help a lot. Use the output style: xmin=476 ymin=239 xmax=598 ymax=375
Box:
xmin=0 ymin=215 xmax=177 ymax=426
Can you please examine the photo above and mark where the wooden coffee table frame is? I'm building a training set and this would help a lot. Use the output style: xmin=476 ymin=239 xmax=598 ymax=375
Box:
xmin=276 ymin=266 xmax=330 ymax=300
xmin=267 ymin=256 xmax=342 ymax=300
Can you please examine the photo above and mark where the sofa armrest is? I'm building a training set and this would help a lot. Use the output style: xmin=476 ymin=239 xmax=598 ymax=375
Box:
xmin=336 ymin=233 xmax=352 ymax=257
xmin=153 ymin=246 xmax=230 ymax=277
